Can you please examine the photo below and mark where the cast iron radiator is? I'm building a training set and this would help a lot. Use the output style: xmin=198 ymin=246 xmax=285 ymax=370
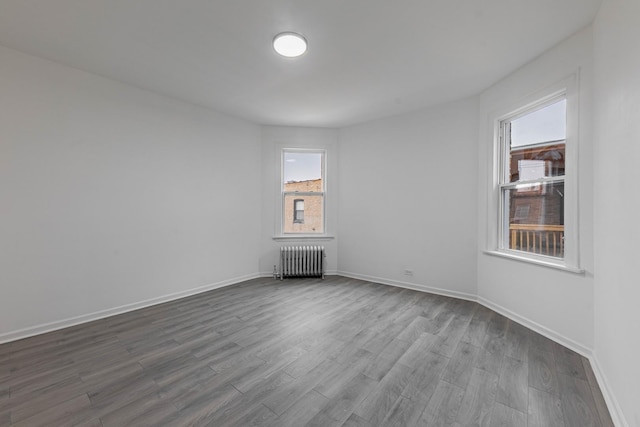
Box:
xmin=279 ymin=246 xmax=325 ymax=280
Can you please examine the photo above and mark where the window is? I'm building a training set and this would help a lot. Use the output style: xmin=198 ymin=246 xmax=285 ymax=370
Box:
xmin=488 ymin=75 xmax=582 ymax=272
xmin=293 ymin=199 xmax=304 ymax=223
xmin=499 ymin=97 xmax=567 ymax=259
xmin=487 ymin=76 xmax=580 ymax=271
xmin=282 ymin=150 xmax=325 ymax=234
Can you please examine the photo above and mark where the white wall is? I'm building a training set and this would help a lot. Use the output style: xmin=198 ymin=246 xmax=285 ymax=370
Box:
xmin=476 ymin=27 xmax=595 ymax=352
xmin=260 ymin=126 xmax=339 ymax=275
xmin=0 ymin=46 xmax=262 ymax=341
xmin=593 ymin=1 xmax=640 ymax=425
xmin=338 ymin=98 xmax=479 ymax=297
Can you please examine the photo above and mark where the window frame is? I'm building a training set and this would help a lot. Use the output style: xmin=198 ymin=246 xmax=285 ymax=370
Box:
xmin=486 ymin=75 xmax=582 ymax=273
xmin=498 ymin=95 xmax=567 ymax=258
xmin=281 ymin=148 xmax=326 ymax=236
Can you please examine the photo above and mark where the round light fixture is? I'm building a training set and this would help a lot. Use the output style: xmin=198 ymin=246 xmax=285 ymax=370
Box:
xmin=273 ymin=32 xmax=307 ymax=58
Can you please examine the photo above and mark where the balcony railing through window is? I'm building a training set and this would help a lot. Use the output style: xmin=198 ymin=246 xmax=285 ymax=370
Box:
xmin=509 ymin=224 xmax=564 ymax=258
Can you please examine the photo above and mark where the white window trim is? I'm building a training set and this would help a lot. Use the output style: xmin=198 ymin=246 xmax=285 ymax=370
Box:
xmin=485 ymin=74 xmax=583 ymax=273
xmin=275 ymin=147 xmax=333 ymax=240
xmin=272 ymin=235 xmax=335 ymax=242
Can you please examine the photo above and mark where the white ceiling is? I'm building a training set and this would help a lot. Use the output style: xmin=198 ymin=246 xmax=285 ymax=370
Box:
xmin=0 ymin=0 xmax=601 ymax=127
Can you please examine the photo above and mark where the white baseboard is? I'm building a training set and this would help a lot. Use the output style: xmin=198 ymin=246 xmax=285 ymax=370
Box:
xmin=337 ymin=271 xmax=477 ymax=302
xmin=476 ymin=296 xmax=592 ymax=358
xmin=337 ymin=270 xmax=590 ymax=358
xmin=589 ymin=354 xmax=629 ymax=427
xmin=0 ymin=273 xmax=261 ymax=345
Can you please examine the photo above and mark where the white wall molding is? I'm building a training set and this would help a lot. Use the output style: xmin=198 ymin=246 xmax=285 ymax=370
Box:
xmin=340 ymin=270 xmax=592 ymax=358
xmin=337 ymin=271 xmax=477 ymax=303
xmin=589 ymin=354 xmax=629 ymax=427
xmin=0 ymin=273 xmax=260 ymax=345
xmin=476 ymin=295 xmax=592 ymax=358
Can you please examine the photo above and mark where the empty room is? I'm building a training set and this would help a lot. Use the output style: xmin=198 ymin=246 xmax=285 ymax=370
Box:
xmin=0 ymin=1 xmax=638 ymax=426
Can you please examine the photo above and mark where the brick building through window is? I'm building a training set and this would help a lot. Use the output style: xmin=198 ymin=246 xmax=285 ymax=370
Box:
xmin=283 ymin=179 xmax=323 ymax=233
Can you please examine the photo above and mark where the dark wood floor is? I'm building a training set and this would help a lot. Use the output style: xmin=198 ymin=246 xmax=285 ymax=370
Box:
xmin=0 ymin=276 xmax=614 ymax=427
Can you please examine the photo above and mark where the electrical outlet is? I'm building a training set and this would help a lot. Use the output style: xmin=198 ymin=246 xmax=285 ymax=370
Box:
xmin=404 ymin=269 xmax=414 ymax=276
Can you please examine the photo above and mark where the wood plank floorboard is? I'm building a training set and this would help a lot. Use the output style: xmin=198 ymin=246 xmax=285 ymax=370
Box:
xmin=496 ymin=356 xmax=528 ymax=413
xmin=0 ymin=276 xmax=613 ymax=426
xmin=528 ymin=386 xmax=565 ymax=427
xmin=417 ymin=379 xmax=465 ymax=426
xmin=528 ymin=348 xmax=559 ymax=397
xmin=488 ymin=402 xmax=526 ymax=427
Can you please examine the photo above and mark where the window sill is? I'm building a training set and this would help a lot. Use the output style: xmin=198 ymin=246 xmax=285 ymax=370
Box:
xmin=272 ymin=235 xmax=335 ymax=242
xmin=483 ymin=250 xmax=584 ymax=274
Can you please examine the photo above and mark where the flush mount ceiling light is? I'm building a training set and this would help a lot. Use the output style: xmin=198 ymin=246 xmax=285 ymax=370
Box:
xmin=273 ymin=32 xmax=307 ymax=58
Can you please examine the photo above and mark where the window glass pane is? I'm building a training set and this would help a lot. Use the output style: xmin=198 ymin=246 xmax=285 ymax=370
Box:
xmin=508 ymin=143 xmax=565 ymax=183
xmin=503 ymin=181 xmax=564 ymax=258
xmin=511 ymin=99 xmax=566 ymax=147
xmin=283 ymin=152 xmax=323 ymax=187
xmin=284 ymin=194 xmax=323 ymax=233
